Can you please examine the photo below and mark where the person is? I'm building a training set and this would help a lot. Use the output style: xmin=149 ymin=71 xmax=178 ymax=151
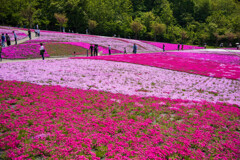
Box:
xmin=13 ymin=31 xmax=17 ymax=45
xmin=28 ymin=29 xmax=31 ymax=40
xmin=39 ymin=43 xmax=45 ymax=60
xmin=163 ymin=44 xmax=165 ymax=52
xmin=124 ymin=47 xmax=127 ymax=54
xmin=204 ymin=43 xmax=207 ymax=49
xmin=6 ymin=33 xmax=11 ymax=46
xmin=0 ymin=43 xmax=2 ymax=61
xmin=237 ymin=43 xmax=239 ymax=50
xmin=37 ymin=29 xmax=40 ymax=37
xmin=89 ymin=44 xmax=93 ymax=56
xmin=1 ymin=33 xmax=5 ymax=47
xmin=133 ymin=43 xmax=137 ymax=54
xmin=220 ymin=43 xmax=223 ymax=47
xmin=229 ymin=43 xmax=232 ymax=47
xmin=94 ymin=44 xmax=98 ymax=56
xmin=181 ymin=44 xmax=184 ymax=50
xmin=86 ymin=29 xmax=88 ymax=34
xmin=177 ymin=44 xmax=180 ymax=51
xmin=108 ymin=45 xmax=111 ymax=55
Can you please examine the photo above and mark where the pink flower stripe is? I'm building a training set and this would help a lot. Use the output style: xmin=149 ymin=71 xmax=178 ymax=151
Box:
xmin=71 ymin=53 xmax=240 ymax=80
xmin=0 ymin=80 xmax=239 ymax=159
xmin=142 ymin=41 xmax=204 ymax=50
xmin=61 ymin=42 xmax=123 ymax=54
xmin=165 ymin=51 xmax=240 ymax=65
xmin=1 ymin=44 xmax=49 ymax=59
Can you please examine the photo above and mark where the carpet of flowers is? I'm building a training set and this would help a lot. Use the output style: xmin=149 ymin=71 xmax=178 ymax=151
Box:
xmin=72 ymin=53 xmax=240 ymax=80
xmin=1 ymin=44 xmax=50 ymax=59
xmin=0 ymin=80 xmax=239 ymax=159
xmin=0 ymin=59 xmax=239 ymax=106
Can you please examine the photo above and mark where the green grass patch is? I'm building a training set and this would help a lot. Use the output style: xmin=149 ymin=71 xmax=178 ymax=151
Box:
xmin=45 ymin=43 xmax=87 ymax=56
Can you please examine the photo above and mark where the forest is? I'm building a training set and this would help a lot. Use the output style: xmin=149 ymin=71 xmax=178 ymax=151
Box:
xmin=1 ymin=0 xmax=240 ymax=46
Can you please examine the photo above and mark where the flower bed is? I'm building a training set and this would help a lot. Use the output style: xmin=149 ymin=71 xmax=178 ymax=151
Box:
xmin=1 ymin=43 xmax=50 ymax=59
xmin=0 ymin=80 xmax=239 ymax=159
xmin=71 ymin=53 xmax=240 ymax=80
xmin=142 ymin=41 xmax=204 ymax=50
xmin=0 ymin=28 xmax=27 ymax=41
xmin=0 ymin=59 xmax=239 ymax=105
xmin=165 ymin=51 xmax=240 ymax=65
xmin=36 ymin=30 xmax=162 ymax=53
xmin=61 ymin=42 xmax=123 ymax=54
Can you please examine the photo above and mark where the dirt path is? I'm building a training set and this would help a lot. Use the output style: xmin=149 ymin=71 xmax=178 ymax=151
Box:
xmin=10 ymin=30 xmax=38 ymax=45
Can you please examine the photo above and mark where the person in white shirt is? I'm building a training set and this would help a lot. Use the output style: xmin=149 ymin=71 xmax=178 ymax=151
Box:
xmin=40 ymin=43 xmax=45 ymax=60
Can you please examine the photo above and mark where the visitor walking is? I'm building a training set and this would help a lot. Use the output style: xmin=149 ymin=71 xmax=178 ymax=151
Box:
xmin=89 ymin=44 xmax=93 ymax=56
xmin=182 ymin=44 xmax=184 ymax=50
xmin=178 ymin=44 xmax=180 ymax=51
xmin=39 ymin=43 xmax=45 ymax=60
xmin=108 ymin=45 xmax=111 ymax=55
xmin=0 ymin=43 xmax=2 ymax=61
xmin=163 ymin=44 xmax=165 ymax=52
xmin=204 ymin=43 xmax=207 ymax=49
xmin=28 ymin=29 xmax=31 ymax=40
xmin=1 ymin=33 xmax=5 ymax=47
xmin=13 ymin=31 xmax=17 ymax=45
xmin=94 ymin=44 xmax=98 ymax=56
xmin=6 ymin=33 xmax=11 ymax=46
xmin=124 ymin=47 xmax=127 ymax=54
xmin=133 ymin=43 xmax=137 ymax=54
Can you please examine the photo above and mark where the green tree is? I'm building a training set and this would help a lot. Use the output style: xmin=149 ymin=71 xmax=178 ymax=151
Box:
xmin=88 ymin=20 xmax=98 ymax=34
xmin=54 ymin=13 xmax=68 ymax=32
xmin=130 ymin=19 xmax=145 ymax=39
xmin=21 ymin=3 xmax=36 ymax=28
xmin=151 ymin=22 xmax=166 ymax=41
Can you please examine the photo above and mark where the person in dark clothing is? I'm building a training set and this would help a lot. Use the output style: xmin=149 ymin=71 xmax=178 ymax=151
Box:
xmin=178 ymin=44 xmax=180 ymax=51
xmin=1 ymin=33 xmax=5 ymax=47
xmin=6 ymin=33 xmax=11 ymax=46
xmin=13 ymin=31 xmax=17 ymax=45
xmin=108 ymin=45 xmax=111 ymax=55
xmin=182 ymin=44 xmax=184 ymax=50
xmin=133 ymin=43 xmax=137 ymax=54
xmin=163 ymin=44 xmax=165 ymax=52
xmin=94 ymin=44 xmax=98 ymax=56
xmin=124 ymin=47 xmax=127 ymax=54
xmin=89 ymin=44 xmax=93 ymax=56
xmin=28 ymin=29 xmax=31 ymax=40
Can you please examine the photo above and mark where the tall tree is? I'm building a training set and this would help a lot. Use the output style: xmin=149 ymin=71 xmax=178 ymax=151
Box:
xmin=130 ymin=19 xmax=145 ymax=39
xmin=151 ymin=22 xmax=166 ymax=41
xmin=54 ymin=13 xmax=68 ymax=32
xmin=21 ymin=3 xmax=36 ymax=28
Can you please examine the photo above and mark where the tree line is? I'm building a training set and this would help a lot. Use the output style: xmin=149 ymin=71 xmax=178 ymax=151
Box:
xmin=1 ymin=0 xmax=240 ymax=46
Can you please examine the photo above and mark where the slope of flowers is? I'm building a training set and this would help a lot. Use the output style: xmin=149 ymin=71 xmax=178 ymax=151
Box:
xmin=0 ymin=80 xmax=239 ymax=159
xmin=71 ymin=54 xmax=240 ymax=80
xmin=0 ymin=59 xmax=239 ymax=105
xmin=0 ymin=28 xmax=27 ymax=41
xmin=36 ymin=30 xmax=162 ymax=52
xmin=142 ymin=41 xmax=204 ymax=50
xmin=165 ymin=51 xmax=240 ymax=65
xmin=1 ymin=44 xmax=50 ymax=59
xmin=61 ymin=42 xmax=123 ymax=54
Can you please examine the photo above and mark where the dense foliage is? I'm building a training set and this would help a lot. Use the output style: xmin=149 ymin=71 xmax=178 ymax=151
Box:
xmin=1 ymin=0 xmax=240 ymax=45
